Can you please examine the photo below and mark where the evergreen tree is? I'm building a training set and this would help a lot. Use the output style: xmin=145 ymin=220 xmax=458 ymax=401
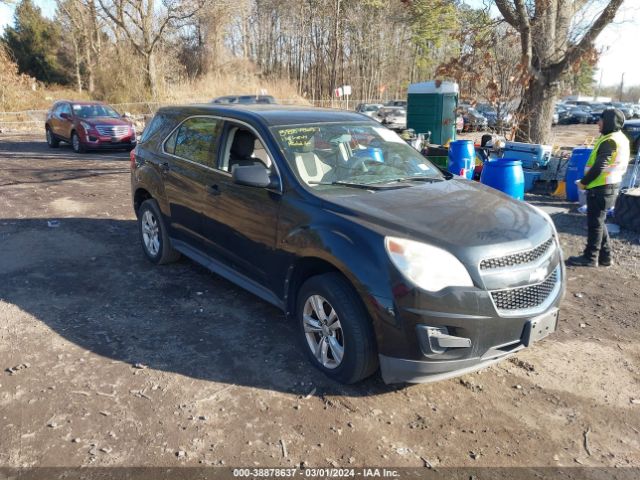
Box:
xmin=3 ymin=0 xmax=68 ymax=83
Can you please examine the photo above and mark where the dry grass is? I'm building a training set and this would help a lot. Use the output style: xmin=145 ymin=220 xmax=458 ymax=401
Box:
xmin=159 ymin=60 xmax=305 ymax=105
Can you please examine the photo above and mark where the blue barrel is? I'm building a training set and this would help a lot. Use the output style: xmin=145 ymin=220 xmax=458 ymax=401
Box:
xmin=480 ymin=158 xmax=525 ymax=200
xmin=353 ymin=147 xmax=384 ymax=163
xmin=448 ymin=140 xmax=475 ymax=179
xmin=565 ymin=148 xmax=592 ymax=201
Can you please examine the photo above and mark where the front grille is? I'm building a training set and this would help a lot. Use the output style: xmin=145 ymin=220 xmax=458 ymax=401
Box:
xmin=480 ymin=238 xmax=554 ymax=270
xmin=96 ymin=125 xmax=129 ymax=137
xmin=491 ymin=268 xmax=558 ymax=311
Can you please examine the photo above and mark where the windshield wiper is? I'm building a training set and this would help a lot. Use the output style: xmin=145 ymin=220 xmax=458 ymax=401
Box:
xmin=308 ymin=180 xmax=409 ymax=190
xmin=372 ymin=176 xmax=444 ymax=184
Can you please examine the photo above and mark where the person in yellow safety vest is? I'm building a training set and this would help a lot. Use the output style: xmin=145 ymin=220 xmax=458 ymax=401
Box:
xmin=567 ymin=108 xmax=630 ymax=267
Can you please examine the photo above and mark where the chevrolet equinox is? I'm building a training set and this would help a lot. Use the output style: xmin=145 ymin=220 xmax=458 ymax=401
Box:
xmin=130 ymin=105 xmax=565 ymax=384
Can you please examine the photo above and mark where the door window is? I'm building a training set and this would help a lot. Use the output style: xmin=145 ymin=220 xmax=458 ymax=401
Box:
xmin=164 ymin=117 xmax=221 ymax=168
xmin=219 ymin=126 xmax=273 ymax=172
xmin=59 ymin=103 xmax=72 ymax=117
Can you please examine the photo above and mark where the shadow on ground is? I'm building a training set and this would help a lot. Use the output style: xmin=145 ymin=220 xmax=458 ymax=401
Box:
xmin=0 ymin=217 xmax=400 ymax=398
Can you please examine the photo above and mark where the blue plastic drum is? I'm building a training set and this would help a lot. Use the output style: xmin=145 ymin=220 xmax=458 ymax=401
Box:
xmin=565 ymin=148 xmax=593 ymax=201
xmin=448 ymin=140 xmax=475 ymax=179
xmin=353 ymin=147 xmax=384 ymax=163
xmin=480 ymin=158 xmax=525 ymax=200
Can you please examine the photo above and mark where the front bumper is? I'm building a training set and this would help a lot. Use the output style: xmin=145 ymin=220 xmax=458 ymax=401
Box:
xmin=372 ymin=247 xmax=565 ymax=384
xmin=82 ymin=131 xmax=136 ymax=149
xmin=379 ymin=307 xmax=559 ymax=383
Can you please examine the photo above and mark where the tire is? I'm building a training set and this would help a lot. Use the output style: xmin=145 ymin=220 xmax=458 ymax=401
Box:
xmin=71 ymin=131 xmax=86 ymax=153
xmin=46 ymin=127 xmax=59 ymax=148
xmin=296 ymin=273 xmax=378 ymax=384
xmin=138 ymin=199 xmax=181 ymax=264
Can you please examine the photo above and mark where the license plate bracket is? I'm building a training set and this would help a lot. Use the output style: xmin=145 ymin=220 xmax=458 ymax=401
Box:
xmin=522 ymin=309 xmax=558 ymax=347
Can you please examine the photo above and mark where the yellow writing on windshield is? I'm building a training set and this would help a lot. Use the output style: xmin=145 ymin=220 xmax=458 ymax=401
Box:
xmin=278 ymin=127 xmax=317 ymax=147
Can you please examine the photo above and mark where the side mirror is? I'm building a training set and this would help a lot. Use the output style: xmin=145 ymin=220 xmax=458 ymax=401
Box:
xmin=122 ymin=111 xmax=131 ymax=118
xmin=60 ymin=112 xmax=71 ymax=120
xmin=232 ymin=164 xmax=277 ymax=189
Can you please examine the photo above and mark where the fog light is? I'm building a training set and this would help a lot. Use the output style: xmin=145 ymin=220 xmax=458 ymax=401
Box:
xmin=417 ymin=325 xmax=471 ymax=356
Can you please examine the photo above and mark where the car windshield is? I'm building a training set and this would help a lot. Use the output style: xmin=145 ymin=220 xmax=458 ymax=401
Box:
xmin=272 ymin=123 xmax=443 ymax=188
xmin=362 ymin=105 xmax=379 ymax=112
xmin=73 ymin=104 xmax=120 ymax=118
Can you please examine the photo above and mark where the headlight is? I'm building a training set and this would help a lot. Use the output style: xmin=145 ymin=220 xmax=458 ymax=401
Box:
xmin=385 ymin=237 xmax=473 ymax=292
xmin=80 ymin=121 xmax=92 ymax=132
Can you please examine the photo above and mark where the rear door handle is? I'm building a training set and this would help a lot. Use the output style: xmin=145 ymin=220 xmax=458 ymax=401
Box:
xmin=160 ymin=162 xmax=170 ymax=173
xmin=207 ymin=184 xmax=220 ymax=196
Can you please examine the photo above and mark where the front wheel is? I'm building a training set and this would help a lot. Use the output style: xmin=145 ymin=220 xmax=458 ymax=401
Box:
xmin=296 ymin=273 xmax=378 ymax=384
xmin=71 ymin=132 xmax=86 ymax=153
xmin=46 ymin=128 xmax=60 ymax=148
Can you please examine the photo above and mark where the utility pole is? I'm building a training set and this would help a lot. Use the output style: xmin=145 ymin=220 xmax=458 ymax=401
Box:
xmin=619 ymin=72 xmax=625 ymax=101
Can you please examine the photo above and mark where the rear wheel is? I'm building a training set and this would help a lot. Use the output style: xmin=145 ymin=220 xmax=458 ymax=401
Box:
xmin=71 ymin=131 xmax=86 ymax=153
xmin=46 ymin=128 xmax=59 ymax=148
xmin=138 ymin=199 xmax=181 ymax=264
xmin=296 ymin=273 xmax=378 ymax=384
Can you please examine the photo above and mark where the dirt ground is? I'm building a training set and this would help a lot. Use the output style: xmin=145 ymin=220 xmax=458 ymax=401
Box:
xmin=0 ymin=131 xmax=639 ymax=473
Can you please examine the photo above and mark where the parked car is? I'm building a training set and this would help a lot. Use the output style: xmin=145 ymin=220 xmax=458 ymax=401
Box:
xmin=605 ymin=102 xmax=633 ymax=120
xmin=559 ymin=105 xmax=591 ymax=124
xmin=355 ymin=103 xmax=383 ymax=118
xmin=131 ymin=104 xmax=565 ymax=384
xmin=458 ymin=104 xmax=488 ymax=131
xmin=623 ymin=119 xmax=640 ymax=154
xmin=45 ymin=100 xmax=136 ymax=153
xmin=212 ymin=95 xmax=276 ymax=104
xmin=385 ymin=99 xmax=407 ymax=108
xmin=380 ymin=108 xmax=407 ymax=130
xmin=476 ymin=103 xmax=513 ymax=130
xmin=587 ymin=103 xmax=607 ymax=123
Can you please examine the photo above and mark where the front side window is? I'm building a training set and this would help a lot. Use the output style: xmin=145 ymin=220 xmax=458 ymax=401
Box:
xmin=60 ymin=103 xmax=72 ymax=116
xmin=219 ymin=126 xmax=273 ymax=172
xmin=165 ymin=117 xmax=221 ymax=167
xmin=271 ymin=123 xmax=442 ymax=188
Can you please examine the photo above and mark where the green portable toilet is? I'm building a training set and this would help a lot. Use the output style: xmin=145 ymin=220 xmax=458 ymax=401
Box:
xmin=407 ymin=81 xmax=458 ymax=146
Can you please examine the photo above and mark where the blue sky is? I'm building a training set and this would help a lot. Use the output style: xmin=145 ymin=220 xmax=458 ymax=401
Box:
xmin=1 ymin=0 xmax=639 ymax=88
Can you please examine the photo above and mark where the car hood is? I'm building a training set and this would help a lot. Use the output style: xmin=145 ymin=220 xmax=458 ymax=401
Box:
xmin=82 ymin=117 xmax=131 ymax=126
xmin=318 ymin=179 xmax=552 ymax=264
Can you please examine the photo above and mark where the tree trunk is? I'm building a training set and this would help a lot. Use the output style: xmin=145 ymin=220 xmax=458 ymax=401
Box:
xmin=72 ymin=34 xmax=82 ymax=93
xmin=515 ymin=77 xmax=557 ymax=144
xmin=144 ymin=52 xmax=158 ymax=99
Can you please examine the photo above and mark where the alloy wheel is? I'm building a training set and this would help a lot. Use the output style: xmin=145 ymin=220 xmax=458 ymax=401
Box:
xmin=141 ymin=209 xmax=160 ymax=257
xmin=302 ymin=295 xmax=345 ymax=369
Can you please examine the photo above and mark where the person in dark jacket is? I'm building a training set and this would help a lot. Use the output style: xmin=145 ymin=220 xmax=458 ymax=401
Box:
xmin=567 ymin=109 xmax=630 ymax=267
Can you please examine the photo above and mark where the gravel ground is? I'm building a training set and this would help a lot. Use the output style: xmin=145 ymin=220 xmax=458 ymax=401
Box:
xmin=0 ymin=133 xmax=639 ymax=472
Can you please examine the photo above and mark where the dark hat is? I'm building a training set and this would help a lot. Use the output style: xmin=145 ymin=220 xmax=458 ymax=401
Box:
xmin=600 ymin=108 xmax=625 ymax=134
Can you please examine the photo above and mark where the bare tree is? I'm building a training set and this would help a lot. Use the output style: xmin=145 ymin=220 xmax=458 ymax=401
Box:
xmin=96 ymin=0 xmax=205 ymax=98
xmin=493 ymin=0 xmax=625 ymax=143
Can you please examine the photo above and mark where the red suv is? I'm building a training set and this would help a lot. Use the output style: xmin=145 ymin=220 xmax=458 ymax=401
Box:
xmin=45 ymin=100 xmax=136 ymax=153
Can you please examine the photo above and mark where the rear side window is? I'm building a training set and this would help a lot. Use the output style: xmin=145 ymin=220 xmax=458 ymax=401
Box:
xmin=164 ymin=117 xmax=221 ymax=168
xmin=139 ymin=114 xmax=165 ymax=143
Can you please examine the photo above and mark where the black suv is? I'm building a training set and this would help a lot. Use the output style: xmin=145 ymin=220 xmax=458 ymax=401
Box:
xmin=131 ymin=104 xmax=564 ymax=384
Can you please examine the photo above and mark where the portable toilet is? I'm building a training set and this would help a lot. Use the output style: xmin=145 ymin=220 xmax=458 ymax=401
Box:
xmin=407 ymin=81 xmax=458 ymax=145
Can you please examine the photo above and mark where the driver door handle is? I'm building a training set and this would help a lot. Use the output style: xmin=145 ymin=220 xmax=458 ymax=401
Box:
xmin=207 ymin=184 xmax=220 ymax=196
xmin=160 ymin=162 xmax=170 ymax=173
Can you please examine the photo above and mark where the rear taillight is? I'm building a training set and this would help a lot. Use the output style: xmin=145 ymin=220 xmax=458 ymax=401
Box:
xmin=130 ymin=148 xmax=136 ymax=170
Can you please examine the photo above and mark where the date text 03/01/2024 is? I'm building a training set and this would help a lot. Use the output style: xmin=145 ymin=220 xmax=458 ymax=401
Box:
xmin=232 ymin=468 xmax=400 ymax=478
